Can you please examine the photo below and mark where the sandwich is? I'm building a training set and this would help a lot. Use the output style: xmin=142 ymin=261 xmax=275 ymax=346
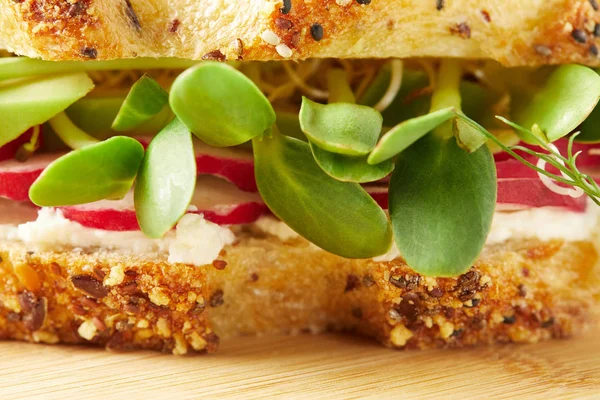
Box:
xmin=1 ymin=0 xmax=600 ymax=355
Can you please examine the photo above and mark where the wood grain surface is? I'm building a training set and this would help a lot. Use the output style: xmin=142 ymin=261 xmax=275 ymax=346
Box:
xmin=1 ymin=328 xmax=599 ymax=399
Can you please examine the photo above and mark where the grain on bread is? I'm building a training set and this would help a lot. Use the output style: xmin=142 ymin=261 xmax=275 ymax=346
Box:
xmin=2 ymin=0 xmax=600 ymax=66
xmin=1 ymin=233 xmax=598 ymax=354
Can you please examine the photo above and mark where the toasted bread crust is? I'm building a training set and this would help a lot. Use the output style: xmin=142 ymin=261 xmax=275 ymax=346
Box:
xmin=1 ymin=0 xmax=600 ymax=66
xmin=1 ymin=234 xmax=598 ymax=354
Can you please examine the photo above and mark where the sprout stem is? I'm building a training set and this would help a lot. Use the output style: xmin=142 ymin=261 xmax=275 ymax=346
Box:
xmin=48 ymin=112 xmax=100 ymax=150
xmin=431 ymin=60 xmax=463 ymax=138
xmin=327 ymin=68 xmax=356 ymax=104
xmin=373 ymin=60 xmax=403 ymax=112
xmin=0 ymin=58 xmax=198 ymax=81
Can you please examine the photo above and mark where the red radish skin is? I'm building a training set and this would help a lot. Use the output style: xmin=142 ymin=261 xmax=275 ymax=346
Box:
xmin=60 ymin=176 xmax=270 ymax=231
xmin=138 ymin=137 xmax=257 ymax=192
xmin=497 ymin=178 xmax=587 ymax=212
xmin=494 ymin=138 xmax=600 ymax=169
xmin=0 ymin=127 xmax=42 ymax=162
xmin=195 ymin=153 xmax=256 ymax=192
xmin=0 ymin=153 xmax=60 ymax=202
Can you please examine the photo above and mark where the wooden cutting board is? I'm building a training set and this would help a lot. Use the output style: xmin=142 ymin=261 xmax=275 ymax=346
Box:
xmin=1 ymin=328 xmax=599 ymax=399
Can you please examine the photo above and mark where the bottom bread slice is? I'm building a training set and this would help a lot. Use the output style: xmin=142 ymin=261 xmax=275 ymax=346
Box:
xmin=0 ymin=233 xmax=599 ymax=354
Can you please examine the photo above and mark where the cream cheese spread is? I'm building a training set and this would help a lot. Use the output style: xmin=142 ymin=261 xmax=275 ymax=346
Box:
xmin=0 ymin=207 xmax=235 ymax=267
xmin=0 ymin=201 xmax=598 ymax=265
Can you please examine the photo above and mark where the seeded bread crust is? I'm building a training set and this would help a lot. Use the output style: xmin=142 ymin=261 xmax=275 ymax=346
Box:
xmin=0 ymin=233 xmax=598 ymax=354
xmin=1 ymin=0 xmax=600 ymax=66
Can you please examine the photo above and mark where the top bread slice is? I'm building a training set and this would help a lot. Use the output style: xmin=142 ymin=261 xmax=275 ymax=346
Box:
xmin=1 ymin=0 xmax=600 ymax=66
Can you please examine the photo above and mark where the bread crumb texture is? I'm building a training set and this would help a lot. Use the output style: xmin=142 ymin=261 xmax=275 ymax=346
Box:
xmin=1 ymin=0 xmax=600 ymax=66
xmin=0 ymin=233 xmax=598 ymax=355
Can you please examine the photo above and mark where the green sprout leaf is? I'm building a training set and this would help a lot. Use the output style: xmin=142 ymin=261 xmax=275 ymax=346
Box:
xmin=453 ymin=112 xmax=487 ymax=152
xmin=389 ymin=133 xmax=496 ymax=276
xmin=513 ymin=65 xmax=600 ymax=143
xmin=29 ymin=136 xmax=144 ymax=206
xmin=67 ymin=96 xmax=173 ymax=139
xmin=577 ymin=101 xmax=600 ymax=143
xmin=367 ymin=107 xmax=454 ymax=164
xmin=0 ymin=57 xmax=198 ymax=81
xmin=253 ymin=130 xmax=392 ymax=258
xmin=134 ymin=118 xmax=196 ymax=238
xmin=299 ymin=97 xmax=383 ymax=156
xmin=276 ymin=112 xmax=306 ymax=141
xmin=112 ymin=75 xmax=169 ymax=132
xmin=170 ymin=62 xmax=275 ymax=147
xmin=0 ymin=73 xmax=94 ymax=147
xmin=309 ymin=142 xmax=394 ymax=183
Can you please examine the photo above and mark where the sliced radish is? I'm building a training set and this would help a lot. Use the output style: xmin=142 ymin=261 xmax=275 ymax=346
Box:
xmin=364 ymin=185 xmax=389 ymax=210
xmin=0 ymin=198 xmax=39 ymax=225
xmin=194 ymin=141 xmax=256 ymax=192
xmin=494 ymin=139 xmax=600 ymax=169
xmin=497 ymin=178 xmax=587 ymax=212
xmin=496 ymin=158 xmax=538 ymax=179
xmin=60 ymin=176 xmax=270 ymax=231
xmin=0 ymin=127 xmax=42 ymax=162
xmin=137 ymin=137 xmax=257 ymax=192
xmin=0 ymin=153 xmax=62 ymax=202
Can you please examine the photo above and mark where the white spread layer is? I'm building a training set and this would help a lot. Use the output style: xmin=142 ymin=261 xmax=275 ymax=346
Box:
xmin=0 ymin=208 xmax=235 ymax=266
xmin=0 ymin=202 xmax=598 ymax=265
xmin=374 ymin=201 xmax=600 ymax=262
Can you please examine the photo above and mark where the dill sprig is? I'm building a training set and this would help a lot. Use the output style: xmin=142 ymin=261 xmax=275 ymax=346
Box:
xmin=456 ymin=113 xmax=600 ymax=205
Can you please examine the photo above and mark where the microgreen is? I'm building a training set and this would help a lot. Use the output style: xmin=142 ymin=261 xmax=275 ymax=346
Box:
xmin=253 ymin=129 xmax=392 ymax=258
xmin=327 ymin=68 xmax=356 ymax=104
xmin=276 ymin=112 xmax=306 ymax=141
xmin=460 ymin=113 xmax=600 ymax=205
xmin=0 ymin=57 xmax=197 ymax=81
xmin=134 ymin=118 xmax=196 ymax=238
xmin=577 ymin=102 xmax=600 ymax=143
xmin=453 ymin=112 xmax=487 ymax=152
xmin=0 ymin=73 xmax=94 ymax=147
xmin=68 ymin=96 xmax=173 ymax=138
xmin=309 ymin=141 xmax=394 ymax=183
xmin=170 ymin=62 xmax=275 ymax=147
xmin=389 ymin=133 xmax=497 ymax=276
xmin=29 ymin=136 xmax=144 ymax=206
xmin=48 ymin=112 xmax=100 ymax=149
xmin=367 ymin=107 xmax=454 ymax=164
xmin=112 ymin=75 xmax=169 ymax=132
xmin=512 ymin=65 xmax=600 ymax=143
xmin=359 ymin=66 xmax=432 ymax=127
xmin=299 ymin=97 xmax=382 ymax=156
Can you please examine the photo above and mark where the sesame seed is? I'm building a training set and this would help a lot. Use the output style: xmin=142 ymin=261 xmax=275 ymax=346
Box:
xmin=356 ymin=0 xmax=371 ymax=4
xmin=275 ymin=43 xmax=293 ymax=58
xmin=564 ymin=22 xmax=574 ymax=33
xmin=590 ymin=0 xmax=599 ymax=11
xmin=280 ymin=0 xmax=292 ymax=14
xmin=572 ymin=28 xmax=588 ymax=43
xmin=261 ymin=30 xmax=281 ymax=46
xmin=436 ymin=0 xmax=444 ymax=10
xmin=336 ymin=0 xmax=352 ymax=5
xmin=534 ymin=44 xmax=552 ymax=56
xmin=595 ymin=23 xmax=600 ymax=37
xmin=310 ymin=23 xmax=324 ymax=41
